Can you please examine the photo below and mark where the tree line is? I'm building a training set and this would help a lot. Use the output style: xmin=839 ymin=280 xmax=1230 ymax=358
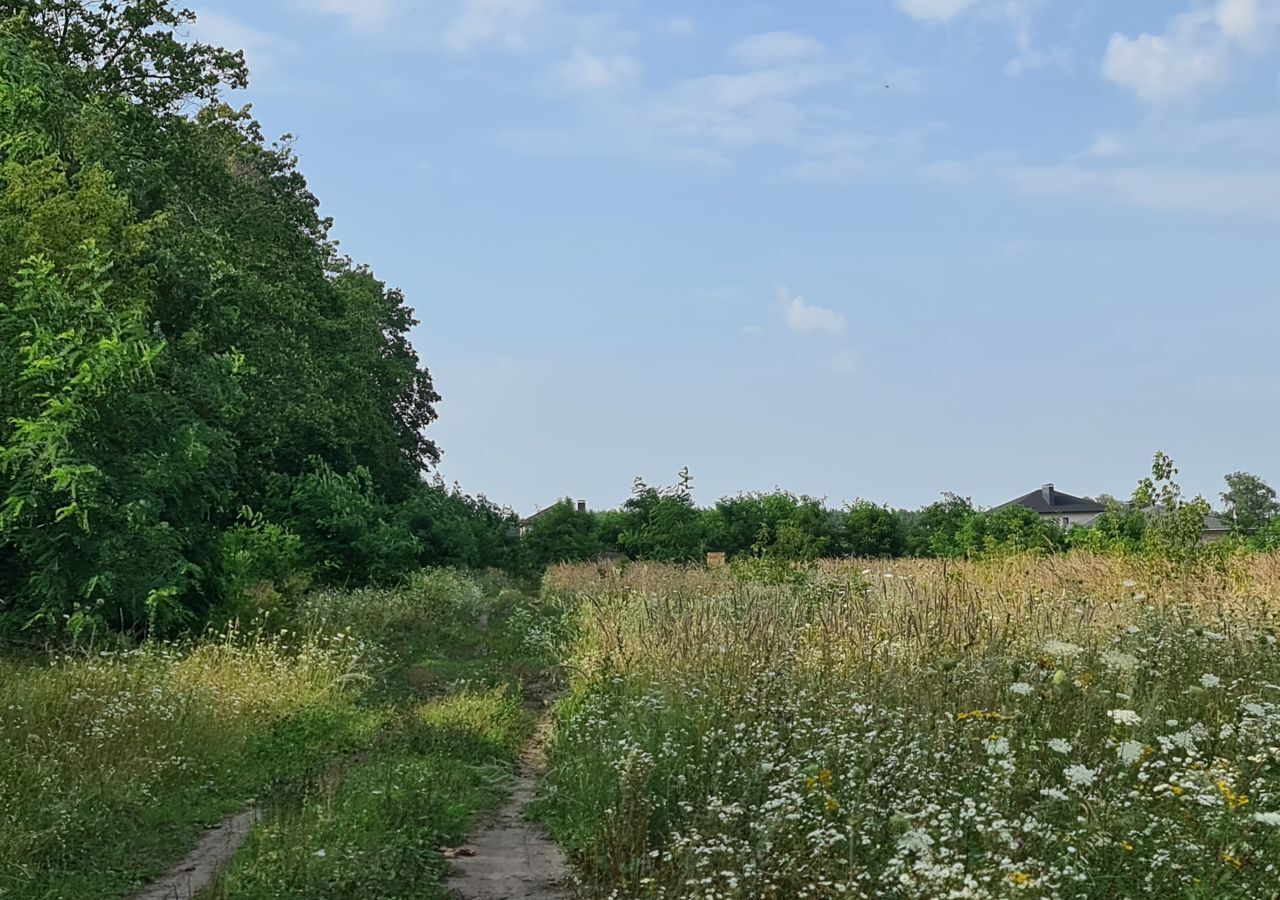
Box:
xmin=520 ymin=462 xmax=1280 ymax=571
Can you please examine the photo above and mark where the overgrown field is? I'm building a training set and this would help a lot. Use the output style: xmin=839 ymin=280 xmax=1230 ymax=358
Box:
xmin=536 ymin=555 xmax=1280 ymax=899
xmin=0 ymin=570 xmax=551 ymax=900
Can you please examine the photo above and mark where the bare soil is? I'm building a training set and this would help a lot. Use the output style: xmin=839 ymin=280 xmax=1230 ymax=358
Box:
xmin=446 ymin=719 xmax=572 ymax=900
xmin=130 ymin=809 xmax=258 ymax=900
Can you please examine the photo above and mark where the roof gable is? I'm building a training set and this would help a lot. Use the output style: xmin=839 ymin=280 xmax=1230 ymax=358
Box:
xmin=996 ymin=487 xmax=1106 ymax=515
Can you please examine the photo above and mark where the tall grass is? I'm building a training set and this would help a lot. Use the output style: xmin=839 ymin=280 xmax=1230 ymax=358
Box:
xmin=0 ymin=568 xmax=491 ymax=899
xmin=537 ymin=553 xmax=1280 ymax=898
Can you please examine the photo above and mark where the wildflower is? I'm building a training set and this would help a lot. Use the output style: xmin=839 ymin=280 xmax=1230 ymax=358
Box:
xmin=1008 ymin=871 xmax=1035 ymax=887
xmin=1200 ymin=673 xmax=1222 ymax=689
xmin=1048 ymin=738 xmax=1073 ymax=755
xmin=1044 ymin=640 xmax=1084 ymax=658
xmin=1122 ymin=840 xmax=1135 ymax=852
xmin=1117 ymin=740 xmax=1144 ymax=765
xmin=1108 ymin=709 xmax=1142 ymax=727
xmin=1101 ymin=651 xmax=1139 ymax=672
xmin=1064 ymin=764 xmax=1098 ymax=789
xmin=1009 ymin=682 xmax=1034 ymax=696
xmin=1253 ymin=812 xmax=1280 ymax=826
xmin=1217 ymin=781 xmax=1250 ymax=811
xmin=1221 ymin=852 xmax=1244 ymax=870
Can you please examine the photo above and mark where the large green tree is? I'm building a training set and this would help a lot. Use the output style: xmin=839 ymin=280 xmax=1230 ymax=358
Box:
xmin=0 ymin=4 xmax=452 ymax=635
xmin=1220 ymin=471 xmax=1278 ymax=536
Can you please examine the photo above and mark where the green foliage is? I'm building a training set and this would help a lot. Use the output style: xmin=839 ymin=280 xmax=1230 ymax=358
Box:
xmin=1221 ymin=471 xmax=1278 ymax=536
xmin=617 ymin=480 xmax=707 ymax=563
xmin=958 ymin=505 xmax=1065 ymax=557
xmin=1134 ymin=452 xmax=1214 ymax=562
xmin=904 ymin=494 xmax=975 ymax=558
xmin=705 ymin=490 xmax=834 ymax=560
xmin=521 ymin=499 xmax=604 ymax=570
xmin=841 ymin=502 xmax=906 ymax=558
xmin=0 ymin=10 xmax=506 ymax=637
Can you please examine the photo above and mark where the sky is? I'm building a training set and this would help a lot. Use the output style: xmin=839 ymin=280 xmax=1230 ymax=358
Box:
xmin=193 ymin=0 xmax=1280 ymax=514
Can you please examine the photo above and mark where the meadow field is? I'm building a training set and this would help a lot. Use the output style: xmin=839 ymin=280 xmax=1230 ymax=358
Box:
xmin=535 ymin=554 xmax=1280 ymax=899
xmin=0 ymin=571 xmax=552 ymax=900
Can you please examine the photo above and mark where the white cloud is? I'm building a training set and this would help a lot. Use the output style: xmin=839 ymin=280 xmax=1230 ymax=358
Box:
xmin=663 ymin=16 xmax=697 ymax=37
xmin=1008 ymin=163 xmax=1280 ymax=216
xmin=1102 ymin=0 xmax=1280 ymax=103
xmin=446 ymin=0 xmax=546 ymax=52
xmin=730 ymin=32 xmax=824 ymax=68
xmin=921 ymin=159 xmax=976 ymax=182
xmin=897 ymin=0 xmax=980 ymax=23
xmin=303 ymin=0 xmax=394 ymax=31
xmin=1083 ymin=135 xmax=1125 ymax=157
xmin=192 ymin=10 xmax=287 ymax=71
xmin=555 ymin=48 xmax=640 ymax=90
xmin=777 ymin=287 xmax=846 ymax=336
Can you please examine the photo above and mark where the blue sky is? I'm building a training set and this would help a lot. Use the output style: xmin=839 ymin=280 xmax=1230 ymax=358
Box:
xmin=193 ymin=0 xmax=1280 ymax=514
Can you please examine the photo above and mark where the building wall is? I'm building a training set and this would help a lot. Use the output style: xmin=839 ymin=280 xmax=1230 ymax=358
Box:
xmin=1040 ymin=512 xmax=1101 ymax=530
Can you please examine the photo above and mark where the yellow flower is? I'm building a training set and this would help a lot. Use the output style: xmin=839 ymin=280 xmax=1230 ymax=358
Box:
xmin=818 ymin=768 xmax=833 ymax=788
xmin=1122 ymin=841 xmax=1134 ymax=853
xmin=1217 ymin=781 xmax=1250 ymax=811
xmin=1221 ymin=852 xmax=1244 ymax=871
xmin=825 ymin=797 xmax=840 ymax=814
xmin=1008 ymin=871 xmax=1035 ymax=887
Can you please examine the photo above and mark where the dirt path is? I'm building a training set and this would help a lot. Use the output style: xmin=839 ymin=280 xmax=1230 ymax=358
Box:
xmin=130 ymin=809 xmax=257 ymax=900
xmin=446 ymin=717 xmax=571 ymax=900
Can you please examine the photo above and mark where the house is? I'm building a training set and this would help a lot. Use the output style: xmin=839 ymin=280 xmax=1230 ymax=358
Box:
xmin=995 ymin=484 xmax=1105 ymax=530
xmin=519 ymin=499 xmax=587 ymax=537
xmin=998 ymin=484 xmax=1234 ymax=542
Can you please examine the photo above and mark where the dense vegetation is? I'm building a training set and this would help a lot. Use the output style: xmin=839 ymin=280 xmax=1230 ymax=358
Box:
xmin=521 ymin=456 xmax=1280 ymax=570
xmin=535 ymin=556 xmax=1280 ymax=898
xmin=0 ymin=2 xmax=520 ymax=639
xmin=0 ymin=569 xmax=556 ymax=899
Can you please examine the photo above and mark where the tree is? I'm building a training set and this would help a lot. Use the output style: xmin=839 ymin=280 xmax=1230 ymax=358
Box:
xmin=959 ymin=506 xmax=1064 ymax=558
xmin=521 ymin=500 xmax=603 ymax=570
xmin=1220 ymin=471 xmax=1278 ymax=535
xmin=904 ymin=494 xmax=975 ymax=558
xmin=2 ymin=0 xmax=247 ymax=108
xmin=841 ymin=503 xmax=906 ymax=558
xmin=1133 ymin=452 xmax=1212 ymax=561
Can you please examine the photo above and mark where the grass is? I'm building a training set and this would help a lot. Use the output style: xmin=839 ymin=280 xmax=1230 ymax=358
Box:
xmin=534 ymin=553 xmax=1280 ymax=899
xmin=0 ymin=569 xmax=560 ymax=900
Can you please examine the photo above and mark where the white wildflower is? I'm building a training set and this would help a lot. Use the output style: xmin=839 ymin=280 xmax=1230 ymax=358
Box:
xmin=1048 ymin=738 xmax=1073 ymax=755
xmin=1009 ymin=682 xmax=1034 ymax=696
xmin=1108 ymin=709 xmax=1142 ymax=727
xmin=1064 ymin=764 xmax=1098 ymax=788
xmin=1117 ymin=740 xmax=1144 ymax=765
xmin=1200 ymin=673 xmax=1221 ymax=689
xmin=1253 ymin=812 xmax=1280 ymax=827
xmin=1044 ymin=640 xmax=1084 ymax=658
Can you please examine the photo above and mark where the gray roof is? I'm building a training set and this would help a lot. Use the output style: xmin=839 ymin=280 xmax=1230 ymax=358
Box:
xmin=996 ymin=487 xmax=1106 ymax=515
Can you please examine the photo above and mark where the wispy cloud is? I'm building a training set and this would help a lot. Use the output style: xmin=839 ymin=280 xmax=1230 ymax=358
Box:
xmin=898 ymin=0 xmax=1066 ymax=76
xmin=662 ymin=16 xmax=697 ymax=38
xmin=445 ymin=0 xmax=546 ymax=52
xmin=777 ymin=287 xmax=846 ymax=336
xmin=555 ymin=48 xmax=641 ymax=91
xmin=301 ymin=0 xmax=395 ymax=31
xmin=896 ymin=0 xmax=980 ymax=23
xmin=1102 ymin=0 xmax=1280 ymax=103
xmin=193 ymin=10 xmax=288 ymax=72
xmin=729 ymin=32 xmax=825 ymax=68
xmin=1007 ymin=163 xmax=1280 ymax=217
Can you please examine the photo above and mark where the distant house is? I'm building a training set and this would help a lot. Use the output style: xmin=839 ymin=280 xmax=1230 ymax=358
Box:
xmin=995 ymin=484 xmax=1105 ymax=530
xmin=519 ymin=499 xmax=587 ymax=537
xmin=997 ymin=484 xmax=1234 ymax=542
